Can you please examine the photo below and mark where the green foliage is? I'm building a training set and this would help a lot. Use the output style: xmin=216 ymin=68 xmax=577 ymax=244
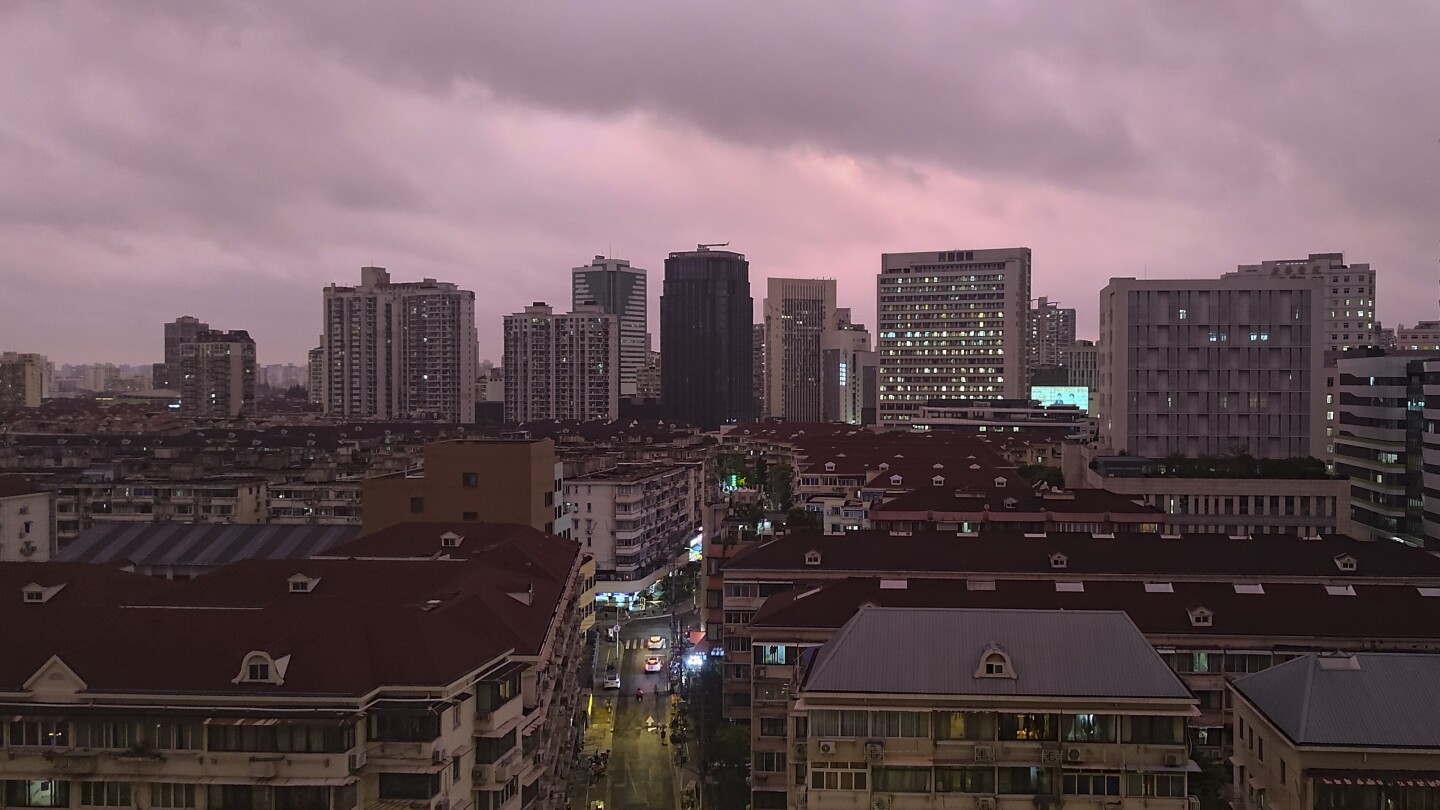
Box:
xmin=710 ymin=722 xmax=751 ymax=769
xmin=785 ymin=506 xmax=820 ymax=530
xmin=1160 ymin=453 xmax=1328 ymax=479
xmin=767 ymin=463 xmax=794 ymax=507
xmin=1190 ymin=754 xmax=1229 ymax=810
xmin=1018 ymin=464 xmax=1065 ymax=489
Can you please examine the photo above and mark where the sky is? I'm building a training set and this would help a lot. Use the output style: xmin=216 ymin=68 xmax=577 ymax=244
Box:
xmin=3 ymin=2 xmax=1439 ymax=366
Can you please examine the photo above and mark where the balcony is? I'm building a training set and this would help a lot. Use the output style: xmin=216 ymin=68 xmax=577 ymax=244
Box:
xmin=472 ymin=749 xmax=521 ymax=788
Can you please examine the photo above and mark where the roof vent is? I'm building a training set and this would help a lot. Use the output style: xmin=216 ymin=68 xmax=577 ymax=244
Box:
xmin=1333 ymin=554 xmax=1357 ymax=572
xmin=879 ymin=579 xmax=908 ymax=590
xmin=1317 ymin=653 xmax=1361 ymax=670
xmin=1160 ymin=532 xmax=1183 ymax=540
xmin=1233 ymin=583 xmax=1265 ymax=595
xmin=889 ymin=530 xmax=912 ymax=537
xmin=804 ymin=549 xmax=822 ymax=566
xmin=1144 ymin=582 xmax=1174 ymax=593
xmin=1324 ymin=585 xmax=1357 ymax=597
xmin=1228 ymin=533 xmax=1253 ymax=541
xmin=969 ymin=464 xmax=981 ymax=470
xmin=287 ymin=574 xmax=320 ymax=594
xmin=1302 ymin=532 xmax=1323 ymax=541
xmin=22 ymin=582 xmax=65 ymax=604
xmin=932 ymin=463 xmax=944 ymax=470
xmin=966 ymin=579 xmax=996 ymax=591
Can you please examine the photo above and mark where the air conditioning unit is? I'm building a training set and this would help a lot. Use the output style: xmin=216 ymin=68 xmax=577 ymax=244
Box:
xmin=347 ymin=750 xmax=367 ymax=771
xmin=972 ymin=745 xmax=994 ymax=763
xmin=432 ymin=748 xmax=446 ymax=764
xmin=1040 ymin=748 xmax=1061 ymax=765
xmin=19 ymin=541 xmax=36 ymax=557
xmin=755 ymin=667 xmax=768 ymax=679
xmin=1164 ymin=753 xmax=1183 ymax=767
xmin=977 ymin=797 xmax=998 ymax=810
xmin=865 ymin=741 xmax=885 ymax=763
xmin=1065 ymin=747 xmax=1085 ymax=763
xmin=817 ymin=740 xmax=837 ymax=755
xmin=872 ymin=796 xmax=892 ymax=810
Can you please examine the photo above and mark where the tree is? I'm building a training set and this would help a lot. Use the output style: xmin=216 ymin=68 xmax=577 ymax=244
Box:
xmin=710 ymin=722 xmax=751 ymax=769
xmin=785 ymin=506 xmax=820 ymax=531
xmin=1190 ymin=754 xmax=1229 ymax=810
xmin=284 ymin=385 xmax=309 ymax=400
xmin=1018 ymin=464 xmax=1064 ymax=489
xmin=766 ymin=463 xmax=794 ymax=508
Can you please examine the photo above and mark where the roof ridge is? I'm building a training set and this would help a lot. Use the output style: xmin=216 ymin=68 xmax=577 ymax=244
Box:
xmin=1295 ymin=654 xmax=1318 ymax=741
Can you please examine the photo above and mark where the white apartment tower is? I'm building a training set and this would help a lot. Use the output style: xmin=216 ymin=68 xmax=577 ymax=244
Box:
xmin=1098 ymin=276 xmax=1326 ymax=459
xmin=1227 ymin=252 xmax=1377 ymax=351
xmin=876 ymin=248 xmax=1032 ymax=427
xmin=763 ymin=277 xmax=839 ymax=420
xmin=321 ymin=267 xmax=478 ymax=423
xmin=820 ymin=322 xmax=876 ymax=424
xmin=503 ymin=302 xmax=621 ymax=423
xmin=571 ymin=256 xmax=646 ymax=397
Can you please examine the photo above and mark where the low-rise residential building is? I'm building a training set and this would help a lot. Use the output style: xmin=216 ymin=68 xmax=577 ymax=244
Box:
xmin=779 ymin=606 xmax=1196 ymax=810
xmin=266 ymin=480 xmax=363 ymax=526
xmin=0 ymin=476 xmax=53 ymax=561
xmin=0 ymin=522 xmax=589 ymax=810
xmin=1230 ymin=652 xmax=1440 ymax=810
xmin=910 ymin=399 xmax=1093 ymax=438
xmin=565 ymin=463 xmax=700 ymax=610
xmin=47 ymin=473 xmax=267 ymax=543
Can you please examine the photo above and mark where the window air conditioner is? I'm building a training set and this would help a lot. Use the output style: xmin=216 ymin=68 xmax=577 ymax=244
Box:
xmin=817 ymin=740 xmax=837 ymax=755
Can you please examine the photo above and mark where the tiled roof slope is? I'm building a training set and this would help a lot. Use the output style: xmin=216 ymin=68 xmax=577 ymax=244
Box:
xmin=802 ymin=606 xmax=1192 ymax=699
xmin=1234 ymin=653 xmax=1440 ymax=748
xmin=55 ymin=522 xmax=362 ymax=567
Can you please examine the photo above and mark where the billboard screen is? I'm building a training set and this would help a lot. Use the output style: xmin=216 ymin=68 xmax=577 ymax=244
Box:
xmin=1031 ymin=385 xmax=1090 ymax=411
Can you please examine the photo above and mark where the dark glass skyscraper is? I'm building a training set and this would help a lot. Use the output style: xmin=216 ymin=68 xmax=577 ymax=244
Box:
xmin=661 ymin=246 xmax=756 ymax=430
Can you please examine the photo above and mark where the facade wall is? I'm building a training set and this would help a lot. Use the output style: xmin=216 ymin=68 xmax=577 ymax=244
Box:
xmin=566 ymin=464 xmax=699 ymax=597
xmin=362 ymin=440 xmax=564 ymax=536
xmin=660 ymin=248 xmax=756 ymax=431
xmin=1028 ymin=297 xmax=1077 ymax=380
xmin=764 ymin=278 xmax=839 ymax=421
xmin=1228 ymin=252 xmax=1377 ymax=352
xmin=0 ymin=353 xmax=52 ymax=408
xmin=877 ymin=248 xmax=1032 ymax=427
xmin=1099 ymin=277 xmax=1325 ymax=459
xmin=571 ymin=257 xmax=647 ymax=398
xmin=51 ymin=479 xmax=267 ymax=544
xmin=820 ymin=326 xmax=874 ymax=425
xmin=0 ymin=490 xmax=53 ymax=561
xmin=502 ymin=303 xmax=621 ymax=423
xmin=179 ymin=331 xmax=256 ymax=419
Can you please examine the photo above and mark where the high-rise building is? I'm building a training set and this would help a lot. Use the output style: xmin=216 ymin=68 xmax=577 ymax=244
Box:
xmin=762 ymin=278 xmax=838 ymax=420
xmin=1067 ymin=339 xmax=1100 ymax=399
xmin=1098 ymin=276 xmax=1325 ymax=459
xmin=321 ymin=267 xmax=477 ymax=423
xmin=660 ymin=246 xmax=755 ymax=430
xmin=571 ymin=256 xmax=646 ymax=398
xmin=153 ymin=315 xmax=210 ymax=391
xmin=306 ymin=344 xmax=323 ymax=403
xmin=636 ymin=343 xmax=661 ymax=401
xmin=820 ymin=322 xmax=876 ymax=425
xmin=1227 ymin=252 xmax=1377 ymax=351
xmin=179 ymin=330 xmax=256 ymax=418
xmin=752 ymin=323 xmax=765 ymax=416
xmin=502 ymin=302 xmax=620 ymax=423
xmin=876 ymin=248 xmax=1032 ymax=427
xmin=1027 ymin=296 xmax=1077 ymax=380
xmin=0 ymin=353 xmax=52 ymax=409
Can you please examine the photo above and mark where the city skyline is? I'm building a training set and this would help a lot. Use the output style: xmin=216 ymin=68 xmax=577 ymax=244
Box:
xmin=4 ymin=3 xmax=1440 ymax=364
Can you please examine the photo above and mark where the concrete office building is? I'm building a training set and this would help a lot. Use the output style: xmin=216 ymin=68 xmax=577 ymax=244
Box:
xmin=307 ymin=344 xmax=324 ymax=403
xmin=571 ymin=256 xmax=647 ymax=397
xmin=1067 ymin=339 xmax=1099 ymax=398
xmin=152 ymin=315 xmax=209 ymax=391
xmin=1397 ymin=321 xmax=1440 ymax=351
xmin=660 ymin=246 xmax=755 ymax=430
xmin=1028 ymin=296 xmax=1077 ymax=381
xmin=0 ymin=352 xmax=52 ymax=408
xmin=763 ymin=278 xmax=839 ymax=420
xmin=877 ymin=248 xmax=1032 ymax=427
xmin=820 ymin=323 xmax=876 ymax=425
xmin=1227 ymin=252 xmax=1377 ymax=351
xmin=1230 ymin=653 xmax=1440 ymax=810
xmin=502 ymin=303 xmax=620 ymax=423
xmin=1334 ymin=351 xmax=1440 ymax=545
xmin=778 ymin=606 xmax=1196 ymax=810
xmin=362 ymin=439 xmax=568 ymax=537
xmin=753 ymin=323 xmax=766 ymax=416
xmin=637 ymin=346 xmax=661 ymax=401
xmin=178 ymin=330 xmax=256 ymax=419
xmin=321 ymin=267 xmax=477 ymax=423
xmin=1098 ymin=276 xmax=1326 ymax=459
xmin=0 ymin=476 xmax=53 ymax=561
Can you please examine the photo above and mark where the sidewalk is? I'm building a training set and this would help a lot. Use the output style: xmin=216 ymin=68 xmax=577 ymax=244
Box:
xmin=565 ymin=692 xmax=616 ymax=810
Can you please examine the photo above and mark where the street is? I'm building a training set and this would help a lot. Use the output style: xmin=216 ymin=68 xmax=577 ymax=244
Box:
xmin=572 ymin=614 xmax=683 ymax=810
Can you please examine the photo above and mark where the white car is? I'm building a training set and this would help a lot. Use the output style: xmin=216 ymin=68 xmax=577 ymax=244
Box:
xmin=646 ymin=635 xmax=665 ymax=650
xmin=644 ymin=656 xmax=663 ymax=673
xmin=602 ymin=673 xmax=621 ymax=690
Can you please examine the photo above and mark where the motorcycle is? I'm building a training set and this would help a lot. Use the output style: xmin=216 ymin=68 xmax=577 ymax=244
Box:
xmin=635 ymin=688 xmax=644 ymax=702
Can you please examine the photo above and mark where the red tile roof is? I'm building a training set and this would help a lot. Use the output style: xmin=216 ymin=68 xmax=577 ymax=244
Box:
xmin=0 ymin=475 xmax=40 ymax=499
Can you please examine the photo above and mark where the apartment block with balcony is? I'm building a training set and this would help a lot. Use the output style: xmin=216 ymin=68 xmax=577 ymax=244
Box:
xmin=47 ymin=474 xmax=267 ymax=544
xmin=777 ymin=607 xmax=1196 ymax=810
xmin=565 ymin=463 xmax=699 ymax=606
xmin=1230 ymin=653 xmax=1440 ymax=810
xmin=0 ymin=477 xmax=53 ymax=561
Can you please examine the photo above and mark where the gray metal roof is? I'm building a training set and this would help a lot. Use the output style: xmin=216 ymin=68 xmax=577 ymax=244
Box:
xmin=1233 ymin=653 xmax=1440 ymax=748
xmin=55 ymin=522 xmax=361 ymax=568
xmin=801 ymin=606 xmax=1192 ymax=699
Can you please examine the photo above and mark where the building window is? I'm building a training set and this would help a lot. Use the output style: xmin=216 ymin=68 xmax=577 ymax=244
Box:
xmin=461 ymin=472 xmax=478 ymax=488
xmin=809 ymin=762 xmax=867 ymax=791
xmin=758 ymin=718 xmax=787 ymax=737
xmin=1064 ymin=772 xmax=1121 ymax=796
xmin=1000 ymin=713 xmax=1057 ymax=741
xmin=934 ymin=711 xmax=994 ymax=741
xmin=871 ymin=711 xmax=930 ymax=738
xmin=377 ymin=774 xmax=439 ymax=801
xmin=409 ymin=497 xmax=424 ymax=514
xmin=150 ymin=784 xmax=196 ymax=809
xmin=873 ymin=766 xmax=932 ymax=793
xmin=754 ymin=751 xmax=787 ymax=772
xmin=207 ymin=786 xmax=253 ymax=810
xmin=6 ymin=781 xmax=71 ymax=808
xmin=79 ymin=782 xmax=132 ymax=807
xmin=7 ymin=719 xmax=70 ymax=747
xmin=1126 ymin=716 xmax=1182 ymax=745
xmin=75 ymin=721 xmax=134 ymax=749
xmin=1126 ymin=773 xmax=1186 ymax=798
xmin=1064 ymin=714 xmax=1116 ymax=743
xmin=999 ymin=767 xmax=1054 ymax=794
xmin=809 ymin=710 xmax=868 ymax=737
xmin=935 ymin=767 xmax=995 ymax=793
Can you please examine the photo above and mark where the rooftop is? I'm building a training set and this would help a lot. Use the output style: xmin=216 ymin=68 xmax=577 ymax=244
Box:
xmin=1234 ymin=653 xmax=1440 ymax=749
xmin=55 ymin=522 xmax=362 ymax=568
xmin=801 ymin=606 xmax=1192 ymax=700
xmin=0 ymin=476 xmax=40 ymax=499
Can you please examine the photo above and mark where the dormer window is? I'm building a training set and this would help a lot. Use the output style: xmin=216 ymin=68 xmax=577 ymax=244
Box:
xmin=974 ymin=644 xmax=1016 ymax=679
xmin=932 ymin=476 xmax=945 ymax=487
xmin=1049 ymin=553 xmax=1068 ymax=570
xmin=1003 ymin=497 xmax=1018 ymax=510
xmin=994 ymin=477 xmax=1007 ymax=488
xmin=1334 ymin=554 xmax=1357 ymax=572
xmin=287 ymin=574 xmax=319 ymax=594
xmin=825 ymin=462 xmax=836 ymax=472
xmin=969 ymin=463 xmax=981 ymax=470
xmin=879 ymin=463 xmax=890 ymax=471
xmin=804 ymin=550 xmax=822 ymax=566
xmin=1187 ymin=607 xmax=1213 ymax=628
xmin=22 ymin=583 xmax=64 ymax=604
xmin=441 ymin=531 xmax=464 ymax=549
xmin=234 ymin=652 xmax=287 ymax=685
xmin=889 ymin=475 xmax=903 ymax=486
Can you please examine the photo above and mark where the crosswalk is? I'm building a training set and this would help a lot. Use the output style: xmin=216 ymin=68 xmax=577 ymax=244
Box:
xmin=618 ymin=639 xmax=666 ymax=651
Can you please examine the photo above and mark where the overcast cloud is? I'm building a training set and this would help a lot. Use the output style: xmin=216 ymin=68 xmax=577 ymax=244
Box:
xmin=2 ymin=1 xmax=1438 ymax=364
